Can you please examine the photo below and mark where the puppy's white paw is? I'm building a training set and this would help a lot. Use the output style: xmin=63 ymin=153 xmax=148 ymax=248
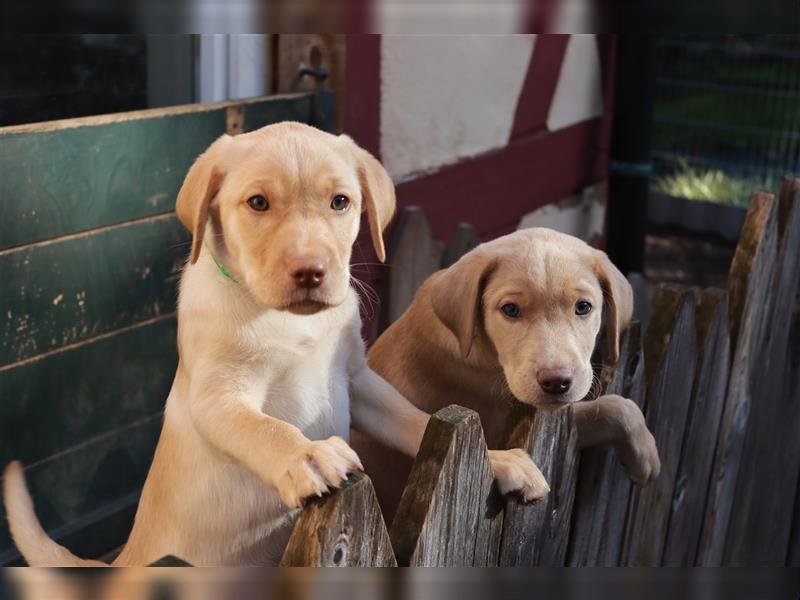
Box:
xmin=488 ymin=448 xmax=550 ymax=503
xmin=275 ymin=436 xmax=363 ymax=509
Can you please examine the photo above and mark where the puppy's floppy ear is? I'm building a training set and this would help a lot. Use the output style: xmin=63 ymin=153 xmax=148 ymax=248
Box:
xmin=429 ymin=252 xmax=497 ymax=358
xmin=175 ymin=134 xmax=232 ymax=264
xmin=341 ymin=135 xmax=396 ymax=262
xmin=593 ymin=250 xmax=633 ymax=364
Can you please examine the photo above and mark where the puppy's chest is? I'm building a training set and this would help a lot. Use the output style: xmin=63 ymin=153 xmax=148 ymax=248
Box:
xmin=250 ymin=329 xmax=352 ymax=441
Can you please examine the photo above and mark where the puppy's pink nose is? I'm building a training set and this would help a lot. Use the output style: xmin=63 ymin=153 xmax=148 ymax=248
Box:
xmin=289 ymin=258 xmax=327 ymax=289
xmin=537 ymin=368 xmax=573 ymax=395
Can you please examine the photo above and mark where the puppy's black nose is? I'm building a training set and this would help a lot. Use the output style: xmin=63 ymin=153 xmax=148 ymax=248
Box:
xmin=289 ymin=259 xmax=327 ymax=289
xmin=537 ymin=368 xmax=573 ymax=395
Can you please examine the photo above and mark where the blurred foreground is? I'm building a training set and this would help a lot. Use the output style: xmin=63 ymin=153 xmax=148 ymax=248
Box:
xmin=2 ymin=568 xmax=799 ymax=600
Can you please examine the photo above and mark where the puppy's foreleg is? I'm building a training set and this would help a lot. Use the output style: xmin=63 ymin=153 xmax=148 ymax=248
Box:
xmin=190 ymin=382 xmax=362 ymax=508
xmin=349 ymin=366 xmax=430 ymax=457
xmin=350 ymin=367 xmax=549 ymax=502
xmin=574 ymin=394 xmax=661 ymax=484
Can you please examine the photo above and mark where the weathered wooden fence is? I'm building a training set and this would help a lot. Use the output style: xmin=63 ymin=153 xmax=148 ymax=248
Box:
xmin=282 ymin=176 xmax=800 ymax=567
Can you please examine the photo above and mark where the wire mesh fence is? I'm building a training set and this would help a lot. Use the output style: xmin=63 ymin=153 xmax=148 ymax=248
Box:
xmin=652 ymin=35 xmax=800 ymax=206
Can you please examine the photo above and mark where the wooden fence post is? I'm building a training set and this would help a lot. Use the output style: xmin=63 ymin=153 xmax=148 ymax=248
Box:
xmin=498 ymin=402 xmax=579 ymax=566
xmin=281 ymin=472 xmax=396 ymax=566
xmin=442 ymin=223 xmax=479 ymax=268
xmin=379 ymin=208 xmax=480 ymax=333
xmin=661 ymin=289 xmax=730 ymax=566
xmin=696 ymin=191 xmax=778 ymax=565
xmin=567 ymin=322 xmax=645 ymax=566
xmin=378 ymin=207 xmax=444 ymax=333
xmin=724 ymin=178 xmax=800 ymax=565
xmin=622 ymin=285 xmax=697 ymax=566
xmin=390 ymin=405 xmax=503 ymax=566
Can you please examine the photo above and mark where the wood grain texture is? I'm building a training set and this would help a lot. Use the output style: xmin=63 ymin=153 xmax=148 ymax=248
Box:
xmin=379 ymin=207 xmax=444 ymax=332
xmin=697 ymin=192 xmax=778 ymax=566
xmin=724 ymin=177 xmax=800 ymax=565
xmin=662 ymin=289 xmax=730 ymax=566
xmin=567 ymin=322 xmax=645 ymax=566
xmin=498 ymin=402 xmax=578 ymax=566
xmin=0 ymin=414 xmax=162 ymax=565
xmin=0 ymin=216 xmax=186 ymax=365
xmin=0 ymin=317 xmax=176 ymax=467
xmin=0 ymin=93 xmax=317 ymax=249
xmin=390 ymin=405 xmax=502 ymax=566
xmin=787 ymin=300 xmax=800 ymax=567
xmin=622 ymin=285 xmax=697 ymax=566
xmin=281 ymin=472 xmax=396 ymax=566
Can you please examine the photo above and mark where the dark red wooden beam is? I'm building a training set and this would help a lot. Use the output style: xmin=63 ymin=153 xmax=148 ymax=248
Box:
xmin=510 ymin=34 xmax=569 ymax=140
xmin=395 ymin=118 xmax=605 ymax=242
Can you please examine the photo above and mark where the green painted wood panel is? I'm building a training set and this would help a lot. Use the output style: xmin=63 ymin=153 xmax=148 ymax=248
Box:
xmin=0 ymin=316 xmax=176 ymax=467
xmin=0 ymin=89 xmax=336 ymax=564
xmin=0 ymin=414 xmax=162 ymax=565
xmin=0 ymin=93 xmax=316 ymax=250
xmin=0 ymin=216 xmax=187 ymax=365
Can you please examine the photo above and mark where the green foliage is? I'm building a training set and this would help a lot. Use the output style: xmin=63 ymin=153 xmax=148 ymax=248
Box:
xmin=653 ymin=160 xmax=767 ymax=207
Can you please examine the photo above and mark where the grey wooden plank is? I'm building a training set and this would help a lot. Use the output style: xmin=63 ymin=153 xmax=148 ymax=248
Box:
xmin=788 ymin=298 xmax=800 ymax=567
xmin=0 ymin=93 xmax=316 ymax=249
xmin=567 ymin=322 xmax=645 ymax=566
xmin=724 ymin=177 xmax=800 ymax=565
xmin=498 ymin=402 xmax=579 ymax=566
xmin=696 ymin=192 xmax=779 ymax=566
xmin=622 ymin=285 xmax=697 ymax=566
xmin=390 ymin=405 xmax=502 ymax=566
xmin=0 ymin=414 xmax=162 ymax=565
xmin=0 ymin=316 xmax=176 ymax=467
xmin=379 ymin=207 xmax=444 ymax=333
xmin=662 ymin=289 xmax=730 ymax=566
xmin=281 ymin=472 xmax=396 ymax=566
xmin=441 ymin=223 xmax=479 ymax=268
xmin=0 ymin=216 xmax=186 ymax=365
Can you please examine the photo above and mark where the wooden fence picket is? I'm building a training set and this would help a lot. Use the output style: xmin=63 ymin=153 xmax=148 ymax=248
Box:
xmin=442 ymin=223 xmax=479 ymax=268
xmin=622 ymin=285 xmax=697 ymax=566
xmin=389 ymin=405 xmax=502 ymax=566
xmin=379 ymin=207 xmax=444 ymax=332
xmin=498 ymin=403 xmax=579 ymax=566
xmin=567 ymin=322 xmax=645 ymax=566
xmin=725 ymin=178 xmax=800 ymax=565
xmin=661 ymin=289 xmax=730 ymax=566
xmin=788 ymin=300 xmax=800 ymax=567
xmin=280 ymin=473 xmax=396 ymax=566
xmin=696 ymin=191 xmax=779 ymax=566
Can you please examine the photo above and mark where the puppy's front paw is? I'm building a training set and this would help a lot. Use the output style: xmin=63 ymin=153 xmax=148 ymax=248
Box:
xmin=488 ymin=449 xmax=550 ymax=503
xmin=617 ymin=402 xmax=661 ymax=485
xmin=275 ymin=436 xmax=363 ymax=509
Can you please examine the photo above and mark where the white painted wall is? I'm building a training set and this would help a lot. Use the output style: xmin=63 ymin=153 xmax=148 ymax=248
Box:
xmin=380 ymin=35 xmax=535 ymax=180
xmin=517 ymin=184 xmax=606 ymax=242
xmin=546 ymin=34 xmax=603 ymax=131
xmin=375 ymin=0 xmax=527 ymax=35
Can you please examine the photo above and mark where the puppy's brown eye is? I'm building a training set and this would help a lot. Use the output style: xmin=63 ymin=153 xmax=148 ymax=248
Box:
xmin=501 ymin=303 xmax=520 ymax=318
xmin=331 ymin=195 xmax=350 ymax=212
xmin=247 ymin=195 xmax=269 ymax=212
xmin=575 ymin=300 xmax=592 ymax=316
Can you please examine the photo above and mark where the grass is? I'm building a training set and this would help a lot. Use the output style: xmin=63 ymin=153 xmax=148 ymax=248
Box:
xmin=652 ymin=160 xmax=767 ymax=207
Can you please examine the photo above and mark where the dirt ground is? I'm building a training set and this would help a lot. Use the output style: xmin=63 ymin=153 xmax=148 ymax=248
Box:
xmin=644 ymin=226 xmax=737 ymax=294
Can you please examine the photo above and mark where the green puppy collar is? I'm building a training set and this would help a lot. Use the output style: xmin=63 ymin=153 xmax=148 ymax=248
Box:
xmin=206 ymin=245 xmax=237 ymax=283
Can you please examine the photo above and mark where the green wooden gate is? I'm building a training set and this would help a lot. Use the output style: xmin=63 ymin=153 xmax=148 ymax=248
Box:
xmin=0 ymin=91 xmax=334 ymax=564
